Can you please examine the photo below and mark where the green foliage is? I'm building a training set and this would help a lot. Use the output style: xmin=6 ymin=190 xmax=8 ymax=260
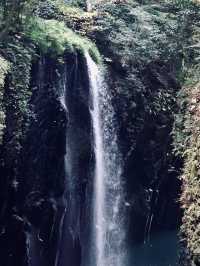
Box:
xmin=0 ymin=0 xmax=38 ymax=38
xmin=67 ymin=0 xmax=86 ymax=9
xmin=172 ymin=7 xmax=200 ymax=261
xmin=173 ymin=5 xmax=200 ymax=155
xmin=164 ymin=0 xmax=195 ymax=8
xmin=25 ymin=18 xmax=101 ymax=62
xmin=56 ymin=3 xmax=95 ymax=35
xmin=90 ymin=0 xmax=188 ymax=124
xmin=35 ymin=0 xmax=96 ymax=36
xmin=0 ymin=37 xmax=33 ymax=164
xmin=175 ymin=82 xmax=200 ymax=265
xmin=34 ymin=0 xmax=61 ymax=19
xmin=91 ymin=0 xmax=186 ymax=67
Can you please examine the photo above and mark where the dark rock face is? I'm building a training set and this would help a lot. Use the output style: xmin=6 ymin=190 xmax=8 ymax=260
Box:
xmin=0 ymin=39 xmax=33 ymax=266
xmin=18 ymin=53 xmax=92 ymax=266
xmin=0 ymin=51 xmax=92 ymax=266
xmin=105 ymin=61 xmax=182 ymax=245
xmin=0 ymin=54 xmax=67 ymax=266
xmin=0 ymin=50 xmax=182 ymax=266
xmin=19 ymin=55 xmax=67 ymax=266
xmin=57 ymin=54 xmax=92 ymax=266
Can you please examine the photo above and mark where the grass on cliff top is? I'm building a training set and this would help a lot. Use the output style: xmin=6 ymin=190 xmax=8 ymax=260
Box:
xmin=25 ymin=18 xmax=101 ymax=63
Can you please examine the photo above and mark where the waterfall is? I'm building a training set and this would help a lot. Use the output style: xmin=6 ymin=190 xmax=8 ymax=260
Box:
xmin=86 ymin=53 xmax=126 ymax=266
xmin=86 ymin=53 xmax=106 ymax=266
xmin=86 ymin=0 xmax=92 ymax=11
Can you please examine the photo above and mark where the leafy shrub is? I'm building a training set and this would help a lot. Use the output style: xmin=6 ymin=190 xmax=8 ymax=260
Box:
xmin=35 ymin=0 xmax=60 ymax=19
xmin=172 ymin=6 xmax=200 ymax=262
xmin=91 ymin=0 xmax=185 ymax=68
xmin=0 ymin=37 xmax=34 ymax=167
xmin=175 ymin=82 xmax=200 ymax=265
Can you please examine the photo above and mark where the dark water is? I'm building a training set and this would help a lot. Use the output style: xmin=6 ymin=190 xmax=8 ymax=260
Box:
xmin=129 ymin=230 xmax=179 ymax=266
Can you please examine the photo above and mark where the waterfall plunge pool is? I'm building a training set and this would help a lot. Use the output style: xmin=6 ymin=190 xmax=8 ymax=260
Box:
xmin=128 ymin=230 xmax=179 ymax=266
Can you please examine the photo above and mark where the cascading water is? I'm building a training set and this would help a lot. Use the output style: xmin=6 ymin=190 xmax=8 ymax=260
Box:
xmin=86 ymin=53 xmax=126 ymax=266
xmin=87 ymin=53 xmax=106 ymax=266
xmin=55 ymin=67 xmax=68 ymax=266
xmin=86 ymin=0 xmax=92 ymax=11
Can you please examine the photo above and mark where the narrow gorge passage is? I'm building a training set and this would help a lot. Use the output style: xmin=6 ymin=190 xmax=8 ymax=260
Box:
xmin=0 ymin=1 xmax=199 ymax=266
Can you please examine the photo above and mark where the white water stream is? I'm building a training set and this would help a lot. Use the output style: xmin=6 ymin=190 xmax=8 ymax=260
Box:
xmin=86 ymin=53 xmax=126 ymax=266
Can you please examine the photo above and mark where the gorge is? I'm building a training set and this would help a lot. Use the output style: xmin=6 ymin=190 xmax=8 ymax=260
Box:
xmin=0 ymin=0 xmax=200 ymax=266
